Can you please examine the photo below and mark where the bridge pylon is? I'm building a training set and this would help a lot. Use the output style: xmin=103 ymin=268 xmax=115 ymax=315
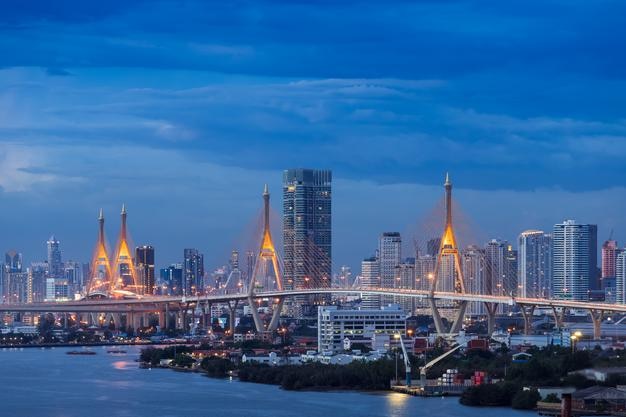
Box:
xmin=428 ymin=173 xmax=468 ymax=335
xmin=247 ymin=185 xmax=284 ymax=333
xmin=111 ymin=204 xmax=139 ymax=294
xmin=87 ymin=209 xmax=113 ymax=295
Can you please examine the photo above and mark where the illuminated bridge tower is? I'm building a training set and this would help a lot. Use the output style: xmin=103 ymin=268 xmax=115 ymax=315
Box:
xmin=248 ymin=185 xmax=284 ymax=333
xmin=88 ymin=209 xmax=113 ymax=295
xmin=428 ymin=173 xmax=468 ymax=335
xmin=111 ymin=204 xmax=138 ymax=293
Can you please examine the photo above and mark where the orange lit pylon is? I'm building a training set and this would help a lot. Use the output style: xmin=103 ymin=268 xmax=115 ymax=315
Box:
xmin=249 ymin=185 xmax=283 ymax=293
xmin=88 ymin=209 xmax=113 ymax=294
xmin=430 ymin=173 xmax=466 ymax=295
xmin=111 ymin=204 xmax=139 ymax=292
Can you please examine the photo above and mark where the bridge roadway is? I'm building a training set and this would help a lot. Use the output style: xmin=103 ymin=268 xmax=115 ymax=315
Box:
xmin=1 ymin=287 xmax=625 ymax=314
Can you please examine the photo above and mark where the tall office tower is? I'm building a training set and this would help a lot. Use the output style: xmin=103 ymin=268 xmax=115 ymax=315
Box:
xmin=485 ymin=239 xmax=517 ymax=296
xmin=552 ymin=220 xmax=598 ymax=301
xmin=426 ymin=238 xmax=441 ymax=257
xmin=414 ymin=255 xmax=436 ymax=309
xmin=28 ymin=262 xmax=48 ymax=303
xmin=135 ymin=245 xmax=155 ymax=295
xmin=337 ymin=265 xmax=352 ymax=287
xmin=616 ymin=251 xmax=626 ymax=304
xmin=283 ymin=168 xmax=332 ymax=315
xmin=394 ymin=259 xmax=416 ymax=314
xmin=462 ymin=245 xmax=486 ymax=315
xmin=183 ymin=248 xmax=204 ymax=296
xmin=518 ymin=230 xmax=552 ymax=299
xmin=379 ymin=232 xmax=401 ymax=305
xmin=379 ymin=232 xmax=402 ymax=288
xmin=5 ymin=250 xmax=23 ymax=273
xmin=160 ymin=263 xmax=183 ymax=295
xmin=63 ymin=261 xmax=84 ymax=296
xmin=360 ymin=256 xmax=381 ymax=309
xmin=46 ymin=236 xmax=62 ymax=278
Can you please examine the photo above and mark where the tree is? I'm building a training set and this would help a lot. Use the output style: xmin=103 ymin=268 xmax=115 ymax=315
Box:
xmin=512 ymin=389 xmax=540 ymax=409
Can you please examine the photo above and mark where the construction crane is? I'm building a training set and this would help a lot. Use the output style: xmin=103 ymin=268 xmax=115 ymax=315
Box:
xmin=394 ymin=333 xmax=411 ymax=386
xmin=419 ymin=339 xmax=468 ymax=387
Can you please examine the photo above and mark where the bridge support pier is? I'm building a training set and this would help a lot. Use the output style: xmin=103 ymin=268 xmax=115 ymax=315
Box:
xmin=484 ymin=303 xmax=498 ymax=336
xmin=248 ymin=295 xmax=264 ymax=333
xmin=551 ymin=306 xmax=566 ymax=329
xmin=589 ymin=309 xmax=604 ymax=340
xmin=227 ymin=300 xmax=239 ymax=337
xmin=268 ymin=297 xmax=285 ymax=332
xmin=519 ymin=305 xmax=536 ymax=335
xmin=450 ymin=301 xmax=468 ymax=334
xmin=158 ymin=310 xmax=166 ymax=329
xmin=428 ymin=297 xmax=446 ymax=335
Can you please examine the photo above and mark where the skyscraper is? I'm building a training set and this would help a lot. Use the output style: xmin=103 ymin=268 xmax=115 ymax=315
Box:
xmin=183 ymin=248 xmax=204 ymax=296
xmin=616 ymin=250 xmax=626 ymax=304
xmin=5 ymin=250 xmax=22 ymax=273
xmin=283 ymin=168 xmax=332 ymax=315
xmin=46 ymin=235 xmax=62 ymax=278
xmin=602 ymin=240 xmax=621 ymax=281
xmin=160 ymin=263 xmax=183 ymax=295
xmin=379 ymin=232 xmax=402 ymax=288
xmin=379 ymin=232 xmax=401 ymax=305
xmin=552 ymin=220 xmax=598 ymax=301
xmin=462 ymin=245 xmax=486 ymax=315
xmin=135 ymin=245 xmax=155 ymax=295
xmin=485 ymin=239 xmax=517 ymax=296
xmin=360 ymin=256 xmax=380 ymax=309
xmin=518 ymin=230 xmax=552 ymax=298
xmin=394 ymin=259 xmax=416 ymax=314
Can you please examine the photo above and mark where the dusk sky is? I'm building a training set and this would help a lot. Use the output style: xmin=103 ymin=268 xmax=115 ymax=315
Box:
xmin=1 ymin=1 xmax=625 ymax=272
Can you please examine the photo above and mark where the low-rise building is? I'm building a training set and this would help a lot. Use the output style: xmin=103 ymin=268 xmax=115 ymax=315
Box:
xmin=318 ymin=305 xmax=406 ymax=353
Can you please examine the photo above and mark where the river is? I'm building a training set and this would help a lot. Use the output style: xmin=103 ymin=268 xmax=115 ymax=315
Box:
xmin=0 ymin=346 xmax=534 ymax=417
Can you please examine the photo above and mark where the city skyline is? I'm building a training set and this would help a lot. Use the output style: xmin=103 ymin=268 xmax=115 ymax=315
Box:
xmin=0 ymin=172 xmax=623 ymax=275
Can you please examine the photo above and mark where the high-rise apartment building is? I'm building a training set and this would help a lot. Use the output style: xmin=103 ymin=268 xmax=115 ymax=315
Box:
xmin=283 ymin=168 xmax=332 ymax=315
xmin=360 ymin=256 xmax=380 ymax=309
xmin=183 ymin=248 xmax=204 ymax=296
xmin=394 ymin=259 xmax=415 ymax=314
xmin=379 ymin=232 xmax=402 ymax=288
xmin=135 ymin=245 xmax=155 ymax=295
xmin=616 ymin=250 xmax=626 ymax=304
xmin=160 ymin=263 xmax=183 ymax=295
xmin=602 ymin=240 xmax=620 ymax=280
xmin=518 ymin=230 xmax=552 ymax=298
xmin=46 ymin=236 xmax=62 ymax=278
xmin=379 ymin=232 xmax=401 ymax=305
xmin=485 ymin=239 xmax=517 ymax=296
xmin=462 ymin=245 xmax=486 ymax=315
xmin=552 ymin=220 xmax=598 ymax=301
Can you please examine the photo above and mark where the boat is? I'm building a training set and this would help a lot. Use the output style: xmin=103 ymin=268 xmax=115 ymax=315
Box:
xmin=66 ymin=350 xmax=96 ymax=355
xmin=106 ymin=349 xmax=127 ymax=354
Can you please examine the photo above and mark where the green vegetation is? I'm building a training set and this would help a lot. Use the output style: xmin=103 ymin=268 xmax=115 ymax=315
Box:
xmin=543 ymin=393 xmax=561 ymax=403
xmin=511 ymin=389 xmax=541 ymax=409
xmin=201 ymin=357 xmax=234 ymax=377
xmin=140 ymin=346 xmax=192 ymax=366
xmin=239 ymin=359 xmax=398 ymax=390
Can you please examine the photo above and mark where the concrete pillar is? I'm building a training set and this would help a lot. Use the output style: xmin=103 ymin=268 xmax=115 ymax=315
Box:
xmin=165 ymin=304 xmax=170 ymax=330
xmin=63 ymin=313 xmax=68 ymax=329
xmin=268 ymin=297 xmax=285 ymax=331
xmin=589 ymin=309 xmax=604 ymax=340
xmin=428 ymin=297 xmax=446 ymax=335
xmin=484 ymin=302 xmax=498 ymax=336
xmin=248 ymin=295 xmax=264 ymax=333
xmin=228 ymin=300 xmax=239 ymax=337
xmin=519 ymin=304 xmax=536 ymax=335
xmin=551 ymin=305 xmax=565 ymax=329
xmin=158 ymin=309 xmax=166 ymax=329
xmin=112 ymin=313 xmax=121 ymax=329
xmin=450 ymin=300 xmax=468 ymax=334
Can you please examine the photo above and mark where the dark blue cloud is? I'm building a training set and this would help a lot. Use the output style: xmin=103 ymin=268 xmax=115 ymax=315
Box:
xmin=0 ymin=1 xmax=625 ymax=269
